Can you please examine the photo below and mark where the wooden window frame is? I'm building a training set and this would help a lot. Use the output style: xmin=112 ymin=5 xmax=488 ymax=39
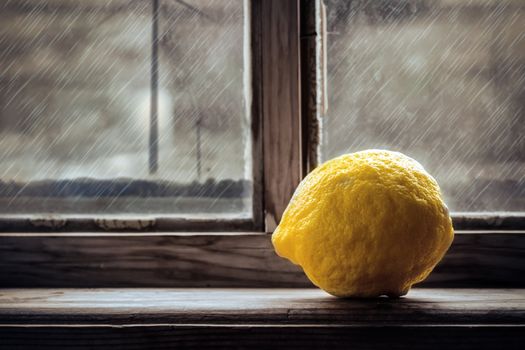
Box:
xmin=0 ymin=0 xmax=524 ymax=289
xmin=0 ymin=0 xmax=300 ymax=234
xmin=0 ymin=0 xmax=265 ymax=234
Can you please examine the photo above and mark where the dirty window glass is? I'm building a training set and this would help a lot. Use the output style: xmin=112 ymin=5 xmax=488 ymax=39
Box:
xmin=321 ymin=0 xmax=525 ymax=212
xmin=0 ymin=0 xmax=251 ymax=218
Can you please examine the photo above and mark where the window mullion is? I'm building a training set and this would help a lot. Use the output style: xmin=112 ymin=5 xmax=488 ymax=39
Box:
xmin=149 ymin=0 xmax=160 ymax=174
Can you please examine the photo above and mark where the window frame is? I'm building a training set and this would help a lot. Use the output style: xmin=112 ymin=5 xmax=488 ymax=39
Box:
xmin=0 ymin=0 xmax=524 ymax=289
xmin=0 ymin=0 xmax=306 ymax=234
xmin=0 ymin=0 xmax=269 ymax=233
xmin=301 ymin=0 xmax=525 ymax=232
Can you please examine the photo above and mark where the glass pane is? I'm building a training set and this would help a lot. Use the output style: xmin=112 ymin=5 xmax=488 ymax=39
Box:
xmin=322 ymin=0 xmax=525 ymax=212
xmin=0 ymin=0 xmax=251 ymax=218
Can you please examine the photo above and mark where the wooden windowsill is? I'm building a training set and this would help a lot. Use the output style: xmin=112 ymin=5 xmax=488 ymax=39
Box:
xmin=0 ymin=288 xmax=524 ymax=349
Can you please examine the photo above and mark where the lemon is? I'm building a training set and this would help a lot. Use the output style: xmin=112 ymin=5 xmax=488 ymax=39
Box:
xmin=272 ymin=150 xmax=454 ymax=297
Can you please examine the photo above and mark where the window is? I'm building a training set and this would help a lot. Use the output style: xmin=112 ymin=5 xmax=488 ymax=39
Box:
xmin=0 ymin=0 xmax=522 ymax=290
xmin=0 ymin=0 xmax=254 ymax=220
xmin=321 ymin=0 xmax=524 ymax=213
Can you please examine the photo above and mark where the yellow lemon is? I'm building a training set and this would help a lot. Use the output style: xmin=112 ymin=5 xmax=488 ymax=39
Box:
xmin=272 ymin=150 xmax=454 ymax=297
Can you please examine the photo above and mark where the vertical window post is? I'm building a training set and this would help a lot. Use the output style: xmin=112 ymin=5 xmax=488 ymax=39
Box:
xmin=261 ymin=0 xmax=302 ymax=231
xmin=149 ymin=0 xmax=160 ymax=174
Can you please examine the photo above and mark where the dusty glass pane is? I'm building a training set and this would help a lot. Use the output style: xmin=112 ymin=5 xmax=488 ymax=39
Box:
xmin=322 ymin=0 xmax=525 ymax=212
xmin=0 ymin=0 xmax=251 ymax=217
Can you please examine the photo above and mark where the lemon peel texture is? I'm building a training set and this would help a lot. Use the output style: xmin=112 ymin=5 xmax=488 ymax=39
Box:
xmin=272 ymin=150 xmax=454 ymax=297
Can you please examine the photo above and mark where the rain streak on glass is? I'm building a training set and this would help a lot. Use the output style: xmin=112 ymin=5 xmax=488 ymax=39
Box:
xmin=0 ymin=0 xmax=251 ymax=217
xmin=322 ymin=0 xmax=525 ymax=212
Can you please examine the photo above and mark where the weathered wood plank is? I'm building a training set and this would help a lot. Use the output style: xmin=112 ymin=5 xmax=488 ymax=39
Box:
xmin=0 ymin=232 xmax=307 ymax=288
xmin=300 ymin=0 xmax=323 ymax=173
xmin=0 ymin=232 xmax=523 ymax=288
xmin=0 ymin=217 xmax=257 ymax=232
xmin=249 ymin=0 xmax=265 ymax=231
xmin=452 ymin=213 xmax=525 ymax=230
xmin=0 ymin=288 xmax=524 ymax=325
xmin=1 ymin=325 xmax=523 ymax=350
xmin=0 ymin=288 xmax=523 ymax=349
xmin=261 ymin=0 xmax=303 ymax=231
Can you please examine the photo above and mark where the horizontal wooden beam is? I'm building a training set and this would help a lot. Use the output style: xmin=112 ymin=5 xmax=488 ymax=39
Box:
xmin=0 ymin=288 xmax=523 ymax=349
xmin=0 ymin=231 xmax=523 ymax=288
xmin=1 ymin=325 xmax=523 ymax=350
xmin=0 ymin=217 xmax=257 ymax=232
xmin=1 ymin=288 xmax=523 ymax=325
xmin=452 ymin=213 xmax=525 ymax=230
xmin=0 ymin=213 xmax=523 ymax=232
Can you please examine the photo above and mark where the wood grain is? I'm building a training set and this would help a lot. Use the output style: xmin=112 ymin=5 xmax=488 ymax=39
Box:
xmin=261 ymin=0 xmax=303 ymax=231
xmin=0 ymin=217 xmax=258 ymax=232
xmin=248 ymin=0 xmax=265 ymax=231
xmin=300 ymin=0 xmax=322 ymax=173
xmin=1 ymin=325 xmax=523 ymax=350
xmin=1 ymin=288 xmax=524 ymax=325
xmin=452 ymin=213 xmax=525 ymax=230
xmin=0 ymin=288 xmax=523 ymax=349
xmin=0 ymin=232 xmax=523 ymax=288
